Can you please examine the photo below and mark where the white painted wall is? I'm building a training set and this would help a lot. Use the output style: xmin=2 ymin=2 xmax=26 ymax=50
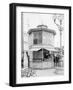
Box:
xmin=28 ymin=32 xmax=33 ymax=47
xmin=42 ymin=31 xmax=54 ymax=46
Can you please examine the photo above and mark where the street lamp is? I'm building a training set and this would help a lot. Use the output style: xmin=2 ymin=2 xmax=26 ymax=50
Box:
xmin=53 ymin=14 xmax=64 ymax=68
xmin=53 ymin=14 xmax=64 ymax=53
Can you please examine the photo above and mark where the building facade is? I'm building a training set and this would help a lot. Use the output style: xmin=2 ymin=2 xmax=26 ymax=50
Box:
xmin=28 ymin=25 xmax=57 ymax=69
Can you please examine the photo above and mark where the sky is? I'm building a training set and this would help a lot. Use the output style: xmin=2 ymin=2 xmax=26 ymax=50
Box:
xmin=22 ymin=12 xmax=64 ymax=48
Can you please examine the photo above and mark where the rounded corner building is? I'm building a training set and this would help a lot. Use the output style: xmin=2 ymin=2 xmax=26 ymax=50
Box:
xmin=28 ymin=24 xmax=56 ymax=69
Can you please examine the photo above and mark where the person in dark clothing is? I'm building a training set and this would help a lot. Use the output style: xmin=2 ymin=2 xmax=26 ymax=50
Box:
xmin=56 ymin=56 xmax=58 ymax=66
xmin=21 ymin=58 xmax=24 ymax=68
xmin=21 ymin=52 xmax=24 ymax=68
xmin=26 ymin=51 xmax=30 ymax=68
xmin=56 ymin=55 xmax=60 ymax=66
xmin=53 ymin=54 xmax=60 ymax=67
xmin=53 ymin=55 xmax=56 ymax=67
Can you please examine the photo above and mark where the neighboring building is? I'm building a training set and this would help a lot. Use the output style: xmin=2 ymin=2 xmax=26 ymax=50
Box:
xmin=21 ymin=33 xmax=29 ymax=69
xmin=28 ymin=25 xmax=57 ymax=69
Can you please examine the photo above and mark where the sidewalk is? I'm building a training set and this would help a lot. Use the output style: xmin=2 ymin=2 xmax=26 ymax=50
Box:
xmin=33 ymin=67 xmax=63 ymax=77
xmin=21 ymin=66 xmax=64 ymax=77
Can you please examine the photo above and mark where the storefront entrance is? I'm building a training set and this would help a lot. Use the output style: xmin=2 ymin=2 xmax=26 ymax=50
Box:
xmin=33 ymin=48 xmax=52 ymax=62
xmin=31 ymin=48 xmax=54 ymax=69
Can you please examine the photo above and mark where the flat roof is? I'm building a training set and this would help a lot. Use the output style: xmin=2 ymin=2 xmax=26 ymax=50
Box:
xmin=28 ymin=25 xmax=56 ymax=35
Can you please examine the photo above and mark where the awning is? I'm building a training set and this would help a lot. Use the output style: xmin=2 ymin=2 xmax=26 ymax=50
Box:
xmin=44 ymin=47 xmax=57 ymax=52
xmin=29 ymin=47 xmax=58 ymax=52
xmin=29 ymin=48 xmax=41 ymax=51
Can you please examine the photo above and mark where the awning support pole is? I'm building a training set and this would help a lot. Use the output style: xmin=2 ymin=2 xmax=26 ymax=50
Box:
xmin=42 ymin=48 xmax=43 ymax=61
